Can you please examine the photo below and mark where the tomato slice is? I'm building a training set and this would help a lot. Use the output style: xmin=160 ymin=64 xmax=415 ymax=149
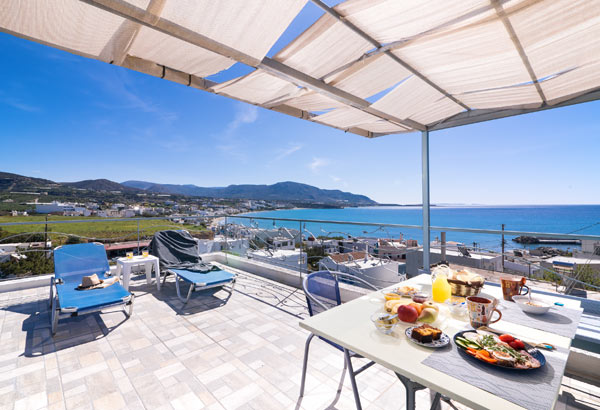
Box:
xmin=510 ymin=339 xmax=525 ymax=350
xmin=499 ymin=334 xmax=515 ymax=343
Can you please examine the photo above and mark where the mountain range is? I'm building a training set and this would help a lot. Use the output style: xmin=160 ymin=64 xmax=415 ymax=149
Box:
xmin=121 ymin=180 xmax=376 ymax=205
xmin=0 ymin=172 xmax=377 ymax=205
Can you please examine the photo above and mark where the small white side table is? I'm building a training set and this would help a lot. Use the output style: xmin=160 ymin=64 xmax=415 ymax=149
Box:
xmin=115 ymin=255 xmax=161 ymax=291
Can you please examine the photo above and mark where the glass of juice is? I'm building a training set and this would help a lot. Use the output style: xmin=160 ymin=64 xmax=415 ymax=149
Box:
xmin=142 ymin=250 xmax=149 ymax=258
xmin=126 ymin=252 xmax=133 ymax=259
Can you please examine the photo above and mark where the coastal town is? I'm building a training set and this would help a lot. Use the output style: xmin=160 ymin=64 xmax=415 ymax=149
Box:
xmin=5 ymin=197 xmax=287 ymax=220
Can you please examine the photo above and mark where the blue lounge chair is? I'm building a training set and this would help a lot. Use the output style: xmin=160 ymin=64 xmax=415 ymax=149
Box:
xmin=149 ymin=230 xmax=236 ymax=304
xmin=168 ymin=268 xmax=236 ymax=304
xmin=50 ymin=242 xmax=134 ymax=335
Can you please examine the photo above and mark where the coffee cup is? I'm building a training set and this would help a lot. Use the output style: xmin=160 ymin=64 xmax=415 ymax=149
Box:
xmin=501 ymin=277 xmax=529 ymax=301
xmin=466 ymin=295 xmax=502 ymax=328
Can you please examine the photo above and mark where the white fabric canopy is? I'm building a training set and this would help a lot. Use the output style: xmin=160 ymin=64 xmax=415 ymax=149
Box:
xmin=1 ymin=0 xmax=599 ymax=137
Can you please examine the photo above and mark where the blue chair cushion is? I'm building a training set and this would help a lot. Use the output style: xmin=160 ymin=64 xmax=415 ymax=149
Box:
xmin=56 ymin=274 xmax=131 ymax=312
xmin=54 ymin=243 xmax=110 ymax=281
xmin=169 ymin=269 xmax=235 ymax=287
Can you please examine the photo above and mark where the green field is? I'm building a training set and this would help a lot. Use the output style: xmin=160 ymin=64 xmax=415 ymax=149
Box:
xmin=0 ymin=215 xmax=209 ymax=244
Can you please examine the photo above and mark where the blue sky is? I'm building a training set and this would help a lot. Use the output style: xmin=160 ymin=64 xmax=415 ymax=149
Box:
xmin=1 ymin=2 xmax=599 ymax=205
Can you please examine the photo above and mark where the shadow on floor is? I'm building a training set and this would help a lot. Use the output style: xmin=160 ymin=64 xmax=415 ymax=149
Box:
xmin=558 ymin=391 xmax=600 ymax=409
xmin=140 ymin=277 xmax=233 ymax=316
xmin=3 ymin=298 xmax=130 ymax=357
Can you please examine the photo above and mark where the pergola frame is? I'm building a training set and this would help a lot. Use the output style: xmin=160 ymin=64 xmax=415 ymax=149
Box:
xmin=2 ymin=0 xmax=599 ymax=271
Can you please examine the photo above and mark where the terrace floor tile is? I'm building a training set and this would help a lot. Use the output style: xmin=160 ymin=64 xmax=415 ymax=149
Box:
xmin=0 ymin=268 xmax=597 ymax=410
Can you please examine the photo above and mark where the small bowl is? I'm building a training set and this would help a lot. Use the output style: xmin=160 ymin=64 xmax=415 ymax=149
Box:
xmin=412 ymin=293 xmax=429 ymax=303
xmin=445 ymin=296 xmax=467 ymax=317
xmin=371 ymin=311 xmax=398 ymax=335
xmin=512 ymin=295 xmax=551 ymax=315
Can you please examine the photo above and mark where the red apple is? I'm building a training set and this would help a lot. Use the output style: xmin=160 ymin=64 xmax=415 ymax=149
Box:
xmin=397 ymin=305 xmax=419 ymax=323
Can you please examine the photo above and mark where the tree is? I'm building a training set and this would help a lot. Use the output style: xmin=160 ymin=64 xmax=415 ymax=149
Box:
xmin=303 ymin=245 xmax=327 ymax=271
xmin=0 ymin=250 xmax=54 ymax=278
xmin=65 ymin=235 xmax=83 ymax=244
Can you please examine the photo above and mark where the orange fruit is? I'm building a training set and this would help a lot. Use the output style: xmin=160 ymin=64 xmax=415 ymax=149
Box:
xmin=409 ymin=302 xmax=423 ymax=315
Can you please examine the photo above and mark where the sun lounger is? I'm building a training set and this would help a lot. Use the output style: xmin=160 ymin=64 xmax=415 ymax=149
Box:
xmin=168 ymin=268 xmax=236 ymax=304
xmin=149 ymin=230 xmax=236 ymax=304
xmin=50 ymin=242 xmax=134 ymax=335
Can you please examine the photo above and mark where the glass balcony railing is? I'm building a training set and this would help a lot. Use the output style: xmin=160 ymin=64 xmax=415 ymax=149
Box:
xmin=2 ymin=214 xmax=599 ymax=297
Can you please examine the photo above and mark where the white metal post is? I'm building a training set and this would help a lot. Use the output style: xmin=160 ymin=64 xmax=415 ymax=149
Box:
xmin=422 ymin=130 xmax=431 ymax=271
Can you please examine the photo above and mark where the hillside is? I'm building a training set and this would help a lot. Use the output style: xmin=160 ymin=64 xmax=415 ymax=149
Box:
xmin=0 ymin=171 xmax=57 ymax=192
xmin=0 ymin=172 xmax=377 ymax=205
xmin=63 ymin=179 xmax=141 ymax=193
xmin=122 ymin=180 xmax=377 ymax=205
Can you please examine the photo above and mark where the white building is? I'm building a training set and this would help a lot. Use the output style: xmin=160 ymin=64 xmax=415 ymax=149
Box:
xmin=33 ymin=201 xmax=78 ymax=214
xmin=574 ymin=239 xmax=600 ymax=259
xmin=0 ymin=241 xmax=52 ymax=263
xmin=63 ymin=207 xmax=91 ymax=217
xmin=540 ymin=255 xmax=600 ymax=274
xmin=376 ymin=238 xmax=409 ymax=260
xmin=197 ymin=237 xmax=249 ymax=256
xmin=319 ymin=251 xmax=405 ymax=288
xmin=406 ymin=247 xmax=503 ymax=275
xmin=247 ymin=249 xmax=307 ymax=272
xmin=120 ymin=209 xmax=135 ymax=218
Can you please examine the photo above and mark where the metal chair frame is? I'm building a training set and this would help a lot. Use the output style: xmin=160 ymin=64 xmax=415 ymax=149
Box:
xmin=299 ymin=270 xmax=378 ymax=410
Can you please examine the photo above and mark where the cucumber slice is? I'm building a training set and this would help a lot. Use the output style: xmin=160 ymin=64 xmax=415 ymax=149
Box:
xmin=455 ymin=338 xmax=469 ymax=349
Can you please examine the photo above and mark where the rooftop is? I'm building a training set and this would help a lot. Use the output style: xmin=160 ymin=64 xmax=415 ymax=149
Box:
xmin=329 ymin=252 xmax=368 ymax=264
xmin=1 ymin=264 xmax=598 ymax=410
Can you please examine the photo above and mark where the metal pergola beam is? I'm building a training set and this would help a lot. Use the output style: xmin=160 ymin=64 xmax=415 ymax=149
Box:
xmin=120 ymin=56 xmax=374 ymax=137
xmin=259 ymin=58 xmax=424 ymax=130
xmin=429 ymin=87 xmax=600 ymax=131
xmin=492 ymin=0 xmax=547 ymax=105
xmin=310 ymin=0 xmax=471 ymax=111
xmin=79 ymin=0 xmax=424 ymax=132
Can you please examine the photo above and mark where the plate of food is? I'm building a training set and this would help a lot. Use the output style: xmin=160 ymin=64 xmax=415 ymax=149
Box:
xmin=383 ymin=285 xmax=420 ymax=300
xmin=405 ymin=324 xmax=450 ymax=348
xmin=453 ymin=330 xmax=545 ymax=370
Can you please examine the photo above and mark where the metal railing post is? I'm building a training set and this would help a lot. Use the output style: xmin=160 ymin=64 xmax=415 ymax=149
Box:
xmin=421 ymin=130 xmax=431 ymax=271
xmin=299 ymin=220 xmax=303 ymax=278
xmin=441 ymin=232 xmax=446 ymax=262
xmin=501 ymin=223 xmax=505 ymax=272
xmin=137 ymin=219 xmax=140 ymax=255
xmin=224 ymin=216 xmax=228 ymax=264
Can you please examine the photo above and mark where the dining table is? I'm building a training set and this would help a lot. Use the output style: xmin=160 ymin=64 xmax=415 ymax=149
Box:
xmin=299 ymin=274 xmax=583 ymax=410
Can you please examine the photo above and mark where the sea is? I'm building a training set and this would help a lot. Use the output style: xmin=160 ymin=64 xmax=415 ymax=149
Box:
xmin=231 ymin=205 xmax=600 ymax=252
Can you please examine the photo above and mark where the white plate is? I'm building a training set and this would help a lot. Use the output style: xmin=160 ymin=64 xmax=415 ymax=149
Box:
xmin=405 ymin=326 xmax=450 ymax=348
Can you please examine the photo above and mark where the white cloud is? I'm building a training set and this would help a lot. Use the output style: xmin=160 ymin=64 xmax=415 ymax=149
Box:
xmin=0 ymin=95 xmax=40 ymax=112
xmin=225 ymin=104 xmax=258 ymax=136
xmin=159 ymin=135 xmax=194 ymax=152
xmin=214 ymin=104 xmax=259 ymax=162
xmin=274 ymin=143 xmax=303 ymax=161
xmin=330 ymin=175 xmax=348 ymax=187
xmin=308 ymin=157 xmax=330 ymax=173
xmin=88 ymin=69 xmax=177 ymax=122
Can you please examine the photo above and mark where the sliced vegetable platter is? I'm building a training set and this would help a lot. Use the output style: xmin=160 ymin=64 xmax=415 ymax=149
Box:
xmin=453 ymin=330 xmax=546 ymax=371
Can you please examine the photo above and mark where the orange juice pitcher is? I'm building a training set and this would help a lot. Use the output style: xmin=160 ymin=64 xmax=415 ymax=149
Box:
xmin=431 ymin=268 xmax=452 ymax=303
